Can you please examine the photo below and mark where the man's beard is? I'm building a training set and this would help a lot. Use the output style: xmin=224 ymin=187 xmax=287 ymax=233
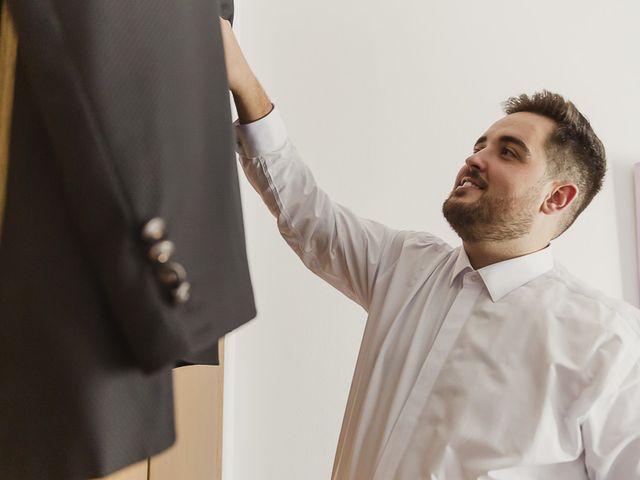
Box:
xmin=442 ymin=185 xmax=541 ymax=242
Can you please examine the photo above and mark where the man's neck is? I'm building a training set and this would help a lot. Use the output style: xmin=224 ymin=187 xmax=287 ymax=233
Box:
xmin=462 ymin=237 xmax=550 ymax=270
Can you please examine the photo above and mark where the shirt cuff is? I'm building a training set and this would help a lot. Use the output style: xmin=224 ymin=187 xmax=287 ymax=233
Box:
xmin=234 ymin=105 xmax=288 ymax=158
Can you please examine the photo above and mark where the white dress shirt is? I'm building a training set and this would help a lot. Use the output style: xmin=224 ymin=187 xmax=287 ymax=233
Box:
xmin=235 ymin=107 xmax=640 ymax=480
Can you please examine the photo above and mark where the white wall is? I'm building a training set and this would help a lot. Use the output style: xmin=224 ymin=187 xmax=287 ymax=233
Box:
xmin=223 ymin=1 xmax=640 ymax=478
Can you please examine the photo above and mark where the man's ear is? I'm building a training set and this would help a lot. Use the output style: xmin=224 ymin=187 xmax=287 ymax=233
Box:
xmin=541 ymin=183 xmax=579 ymax=215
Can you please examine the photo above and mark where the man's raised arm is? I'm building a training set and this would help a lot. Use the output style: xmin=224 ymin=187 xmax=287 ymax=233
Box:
xmin=220 ymin=19 xmax=272 ymax=124
xmin=218 ymin=19 xmax=408 ymax=311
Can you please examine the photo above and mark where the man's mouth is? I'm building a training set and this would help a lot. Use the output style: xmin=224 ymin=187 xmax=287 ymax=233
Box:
xmin=456 ymin=176 xmax=486 ymax=190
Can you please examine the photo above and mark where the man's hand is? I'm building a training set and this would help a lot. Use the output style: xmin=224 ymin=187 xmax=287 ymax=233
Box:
xmin=219 ymin=18 xmax=272 ymax=124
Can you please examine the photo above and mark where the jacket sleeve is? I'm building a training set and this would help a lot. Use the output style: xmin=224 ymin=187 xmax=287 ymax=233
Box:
xmin=236 ymin=108 xmax=402 ymax=311
xmin=8 ymin=0 xmax=255 ymax=372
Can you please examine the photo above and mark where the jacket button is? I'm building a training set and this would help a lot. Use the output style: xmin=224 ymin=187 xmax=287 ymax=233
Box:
xmin=141 ymin=217 xmax=166 ymax=242
xmin=148 ymin=240 xmax=175 ymax=264
xmin=157 ymin=261 xmax=187 ymax=287
xmin=171 ymin=282 xmax=191 ymax=304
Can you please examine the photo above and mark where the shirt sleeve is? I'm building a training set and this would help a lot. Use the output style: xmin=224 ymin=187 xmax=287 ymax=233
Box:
xmin=582 ymin=357 xmax=640 ymax=479
xmin=235 ymin=107 xmax=400 ymax=311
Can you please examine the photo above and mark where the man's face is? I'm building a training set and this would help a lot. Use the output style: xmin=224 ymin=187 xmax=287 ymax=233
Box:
xmin=442 ymin=112 xmax=556 ymax=242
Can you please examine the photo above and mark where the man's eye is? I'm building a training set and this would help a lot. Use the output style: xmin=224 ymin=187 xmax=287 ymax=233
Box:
xmin=502 ymin=147 xmax=516 ymax=157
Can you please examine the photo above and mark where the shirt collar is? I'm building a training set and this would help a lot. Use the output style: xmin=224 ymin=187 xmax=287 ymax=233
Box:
xmin=450 ymin=244 xmax=555 ymax=302
xmin=450 ymin=247 xmax=474 ymax=285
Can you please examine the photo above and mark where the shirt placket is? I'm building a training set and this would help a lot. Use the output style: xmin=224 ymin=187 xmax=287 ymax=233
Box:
xmin=373 ymin=271 xmax=484 ymax=479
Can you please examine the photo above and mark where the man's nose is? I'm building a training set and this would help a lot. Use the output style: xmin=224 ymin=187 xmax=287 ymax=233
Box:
xmin=465 ymin=151 xmax=487 ymax=172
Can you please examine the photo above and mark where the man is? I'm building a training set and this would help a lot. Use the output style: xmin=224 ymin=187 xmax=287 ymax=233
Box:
xmin=220 ymin=19 xmax=640 ymax=480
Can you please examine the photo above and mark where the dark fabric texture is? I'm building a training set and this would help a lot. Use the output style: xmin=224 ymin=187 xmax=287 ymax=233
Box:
xmin=220 ymin=0 xmax=235 ymax=24
xmin=0 ymin=1 xmax=255 ymax=479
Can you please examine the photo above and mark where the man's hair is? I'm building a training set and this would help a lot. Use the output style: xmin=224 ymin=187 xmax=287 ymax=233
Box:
xmin=503 ymin=91 xmax=606 ymax=237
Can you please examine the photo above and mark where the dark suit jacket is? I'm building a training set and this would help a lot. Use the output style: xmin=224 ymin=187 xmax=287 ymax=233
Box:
xmin=0 ymin=1 xmax=255 ymax=479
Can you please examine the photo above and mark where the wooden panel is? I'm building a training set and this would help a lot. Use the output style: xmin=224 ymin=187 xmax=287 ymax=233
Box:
xmin=92 ymin=459 xmax=148 ymax=480
xmin=0 ymin=0 xmax=18 ymax=238
xmin=150 ymin=339 xmax=225 ymax=480
xmin=149 ymin=366 xmax=223 ymax=480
